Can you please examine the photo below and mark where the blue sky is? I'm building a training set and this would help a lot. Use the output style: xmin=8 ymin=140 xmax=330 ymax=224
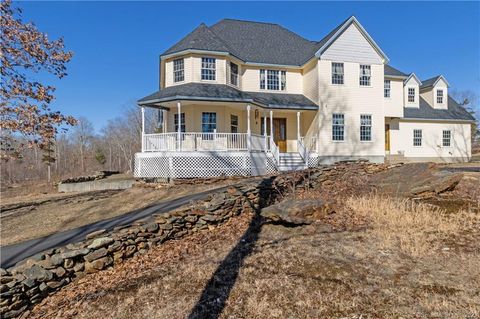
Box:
xmin=19 ymin=1 xmax=480 ymax=131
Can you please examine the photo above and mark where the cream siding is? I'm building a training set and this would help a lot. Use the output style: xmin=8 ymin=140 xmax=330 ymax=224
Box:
xmin=316 ymin=60 xmax=385 ymax=158
xmin=388 ymin=119 xmax=471 ymax=161
xmin=241 ymin=66 xmax=303 ymax=94
xmin=384 ymin=79 xmax=404 ymax=117
xmin=320 ymin=23 xmax=384 ymax=64
xmin=302 ymin=59 xmax=319 ymax=102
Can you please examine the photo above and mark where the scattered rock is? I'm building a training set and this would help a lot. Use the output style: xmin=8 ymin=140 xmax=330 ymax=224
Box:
xmin=24 ymin=265 xmax=53 ymax=282
xmin=88 ymin=237 xmax=114 ymax=250
xmin=84 ymin=248 xmax=108 ymax=262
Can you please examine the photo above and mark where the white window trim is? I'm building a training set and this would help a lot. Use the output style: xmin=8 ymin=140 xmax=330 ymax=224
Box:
xmin=436 ymin=89 xmax=444 ymax=104
xmin=359 ymin=65 xmax=371 ymax=87
xmin=332 ymin=113 xmax=346 ymax=142
xmin=360 ymin=114 xmax=372 ymax=142
xmin=413 ymin=129 xmax=422 ymax=147
xmin=407 ymin=87 xmax=416 ymax=104
xmin=331 ymin=62 xmax=344 ymax=85
xmin=259 ymin=69 xmax=286 ymax=91
xmin=201 ymin=57 xmax=216 ymax=82
xmin=384 ymin=80 xmax=391 ymax=99
xmin=173 ymin=58 xmax=185 ymax=83
xmin=442 ymin=130 xmax=452 ymax=148
xmin=229 ymin=62 xmax=239 ymax=87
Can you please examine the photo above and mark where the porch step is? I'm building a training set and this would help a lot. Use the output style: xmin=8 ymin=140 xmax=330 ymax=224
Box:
xmin=278 ymin=153 xmax=307 ymax=171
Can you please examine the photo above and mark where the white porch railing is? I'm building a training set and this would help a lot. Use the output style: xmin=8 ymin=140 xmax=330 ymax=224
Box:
xmin=297 ymin=138 xmax=308 ymax=163
xmin=143 ymin=132 xmax=271 ymax=152
xmin=301 ymin=136 xmax=318 ymax=153
xmin=269 ymin=137 xmax=280 ymax=165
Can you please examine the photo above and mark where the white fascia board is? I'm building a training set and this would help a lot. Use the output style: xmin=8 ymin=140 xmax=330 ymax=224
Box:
xmin=314 ymin=16 xmax=390 ymax=64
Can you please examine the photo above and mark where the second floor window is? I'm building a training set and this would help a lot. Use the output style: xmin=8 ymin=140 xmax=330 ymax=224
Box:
xmin=408 ymin=87 xmax=415 ymax=103
xmin=437 ymin=89 xmax=444 ymax=104
xmin=173 ymin=58 xmax=184 ymax=83
xmin=332 ymin=62 xmax=344 ymax=84
xmin=360 ymin=115 xmax=372 ymax=141
xmin=260 ymin=69 xmax=286 ymax=91
xmin=230 ymin=63 xmax=239 ymax=86
xmin=332 ymin=113 xmax=345 ymax=141
xmin=413 ymin=129 xmax=422 ymax=146
xmin=359 ymin=65 xmax=371 ymax=86
xmin=384 ymin=80 xmax=391 ymax=98
xmin=201 ymin=57 xmax=216 ymax=81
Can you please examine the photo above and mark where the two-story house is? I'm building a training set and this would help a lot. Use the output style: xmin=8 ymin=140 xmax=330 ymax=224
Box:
xmin=135 ymin=16 xmax=474 ymax=179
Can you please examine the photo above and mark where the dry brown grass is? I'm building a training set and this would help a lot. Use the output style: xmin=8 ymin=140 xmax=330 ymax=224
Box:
xmin=26 ymin=195 xmax=480 ymax=319
xmin=346 ymin=195 xmax=478 ymax=256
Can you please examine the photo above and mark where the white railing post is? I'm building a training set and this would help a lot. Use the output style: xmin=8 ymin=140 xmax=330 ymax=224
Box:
xmin=263 ymin=111 xmax=267 ymax=151
xmin=177 ymin=102 xmax=181 ymax=151
xmin=141 ymin=106 xmax=145 ymax=152
xmin=163 ymin=109 xmax=167 ymax=133
xmin=297 ymin=111 xmax=301 ymax=141
xmin=247 ymin=104 xmax=251 ymax=151
xmin=269 ymin=110 xmax=273 ymax=143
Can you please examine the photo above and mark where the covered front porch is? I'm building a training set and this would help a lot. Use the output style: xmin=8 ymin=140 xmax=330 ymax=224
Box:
xmin=134 ymin=83 xmax=319 ymax=178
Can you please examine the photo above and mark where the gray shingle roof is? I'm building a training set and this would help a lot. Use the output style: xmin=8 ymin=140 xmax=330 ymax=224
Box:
xmin=384 ymin=65 xmax=408 ymax=78
xmin=163 ymin=23 xmax=231 ymax=56
xmin=420 ymin=75 xmax=445 ymax=89
xmin=161 ymin=18 xmax=352 ymax=66
xmin=138 ymin=83 xmax=318 ymax=110
xmin=404 ymin=96 xmax=475 ymax=121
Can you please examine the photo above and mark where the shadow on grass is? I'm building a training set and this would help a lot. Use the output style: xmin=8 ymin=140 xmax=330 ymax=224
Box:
xmin=187 ymin=177 xmax=276 ymax=319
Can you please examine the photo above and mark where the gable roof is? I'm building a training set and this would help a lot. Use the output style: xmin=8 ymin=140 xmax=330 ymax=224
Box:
xmin=161 ymin=17 xmax=387 ymax=66
xmin=404 ymin=73 xmax=422 ymax=86
xmin=404 ymin=96 xmax=475 ymax=122
xmin=384 ymin=65 xmax=408 ymax=78
xmin=420 ymin=75 xmax=450 ymax=90
xmin=314 ymin=16 xmax=389 ymax=64
xmin=138 ymin=83 xmax=318 ymax=110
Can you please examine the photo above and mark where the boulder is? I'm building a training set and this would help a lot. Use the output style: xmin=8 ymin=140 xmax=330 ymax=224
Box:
xmin=84 ymin=256 xmax=113 ymax=274
xmin=84 ymin=248 xmax=108 ymax=262
xmin=88 ymin=237 xmax=114 ymax=250
xmin=24 ymin=265 xmax=53 ymax=282
xmin=260 ymin=199 xmax=333 ymax=225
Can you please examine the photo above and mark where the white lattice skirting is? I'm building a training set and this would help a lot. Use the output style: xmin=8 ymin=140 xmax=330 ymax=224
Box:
xmin=134 ymin=151 xmax=277 ymax=179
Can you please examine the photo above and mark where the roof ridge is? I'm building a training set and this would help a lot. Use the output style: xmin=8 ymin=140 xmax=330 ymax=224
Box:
xmin=216 ymin=18 xmax=281 ymax=26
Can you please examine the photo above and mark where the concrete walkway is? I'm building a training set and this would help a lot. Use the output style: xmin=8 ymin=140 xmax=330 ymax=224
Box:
xmin=1 ymin=186 xmax=228 ymax=269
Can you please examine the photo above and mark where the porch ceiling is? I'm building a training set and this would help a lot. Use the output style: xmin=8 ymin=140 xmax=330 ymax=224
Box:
xmin=138 ymin=83 xmax=318 ymax=111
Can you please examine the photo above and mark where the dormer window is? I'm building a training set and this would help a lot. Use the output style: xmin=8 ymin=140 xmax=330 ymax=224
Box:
xmin=437 ymin=89 xmax=444 ymax=104
xmin=230 ymin=62 xmax=239 ymax=86
xmin=408 ymin=87 xmax=415 ymax=103
xmin=173 ymin=58 xmax=184 ymax=83
xmin=201 ymin=57 xmax=216 ymax=81
xmin=359 ymin=65 xmax=371 ymax=86
xmin=260 ymin=69 xmax=286 ymax=91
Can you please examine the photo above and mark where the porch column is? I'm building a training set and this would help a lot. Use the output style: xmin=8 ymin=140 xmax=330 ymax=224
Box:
xmin=297 ymin=111 xmax=301 ymax=141
xmin=269 ymin=110 xmax=273 ymax=143
xmin=263 ymin=111 xmax=267 ymax=151
xmin=141 ymin=106 xmax=145 ymax=152
xmin=162 ymin=109 xmax=167 ymax=133
xmin=177 ymin=102 xmax=181 ymax=150
xmin=246 ymin=104 xmax=251 ymax=150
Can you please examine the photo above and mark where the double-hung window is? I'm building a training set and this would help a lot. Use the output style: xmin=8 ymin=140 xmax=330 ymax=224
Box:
xmin=201 ymin=57 xmax=216 ymax=80
xmin=413 ymin=129 xmax=422 ymax=146
xmin=442 ymin=130 xmax=451 ymax=147
xmin=230 ymin=115 xmax=239 ymax=133
xmin=230 ymin=62 xmax=239 ymax=86
xmin=437 ymin=89 xmax=444 ymax=104
xmin=359 ymin=65 xmax=371 ymax=86
xmin=202 ymin=112 xmax=217 ymax=133
xmin=332 ymin=62 xmax=344 ymax=84
xmin=408 ymin=88 xmax=415 ymax=103
xmin=173 ymin=58 xmax=184 ymax=83
xmin=174 ymin=113 xmax=186 ymax=133
xmin=360 ymin=115 xmax=372 ymax=141
xmin=332 ymin=113 xmax=345 ymax=141
xmin=260 ymin=69 xmax=286 ymax=91
xmin=384 ymin=80 xmax=391 ymax=98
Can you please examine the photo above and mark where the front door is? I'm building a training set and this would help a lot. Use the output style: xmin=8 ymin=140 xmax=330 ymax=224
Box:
xmin=385 ymin=124 xmax=390 ymax=152
xmin=262 ymin=118 xmax=287 ymax=152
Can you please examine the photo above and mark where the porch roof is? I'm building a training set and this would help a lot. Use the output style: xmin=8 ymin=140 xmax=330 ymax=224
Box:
xmin=138 ymin=83 xmax=318 ymax=110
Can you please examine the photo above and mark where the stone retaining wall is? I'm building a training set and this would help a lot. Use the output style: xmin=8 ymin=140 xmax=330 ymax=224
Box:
xmin=0 ymin=161 xmax=399 ymax=318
